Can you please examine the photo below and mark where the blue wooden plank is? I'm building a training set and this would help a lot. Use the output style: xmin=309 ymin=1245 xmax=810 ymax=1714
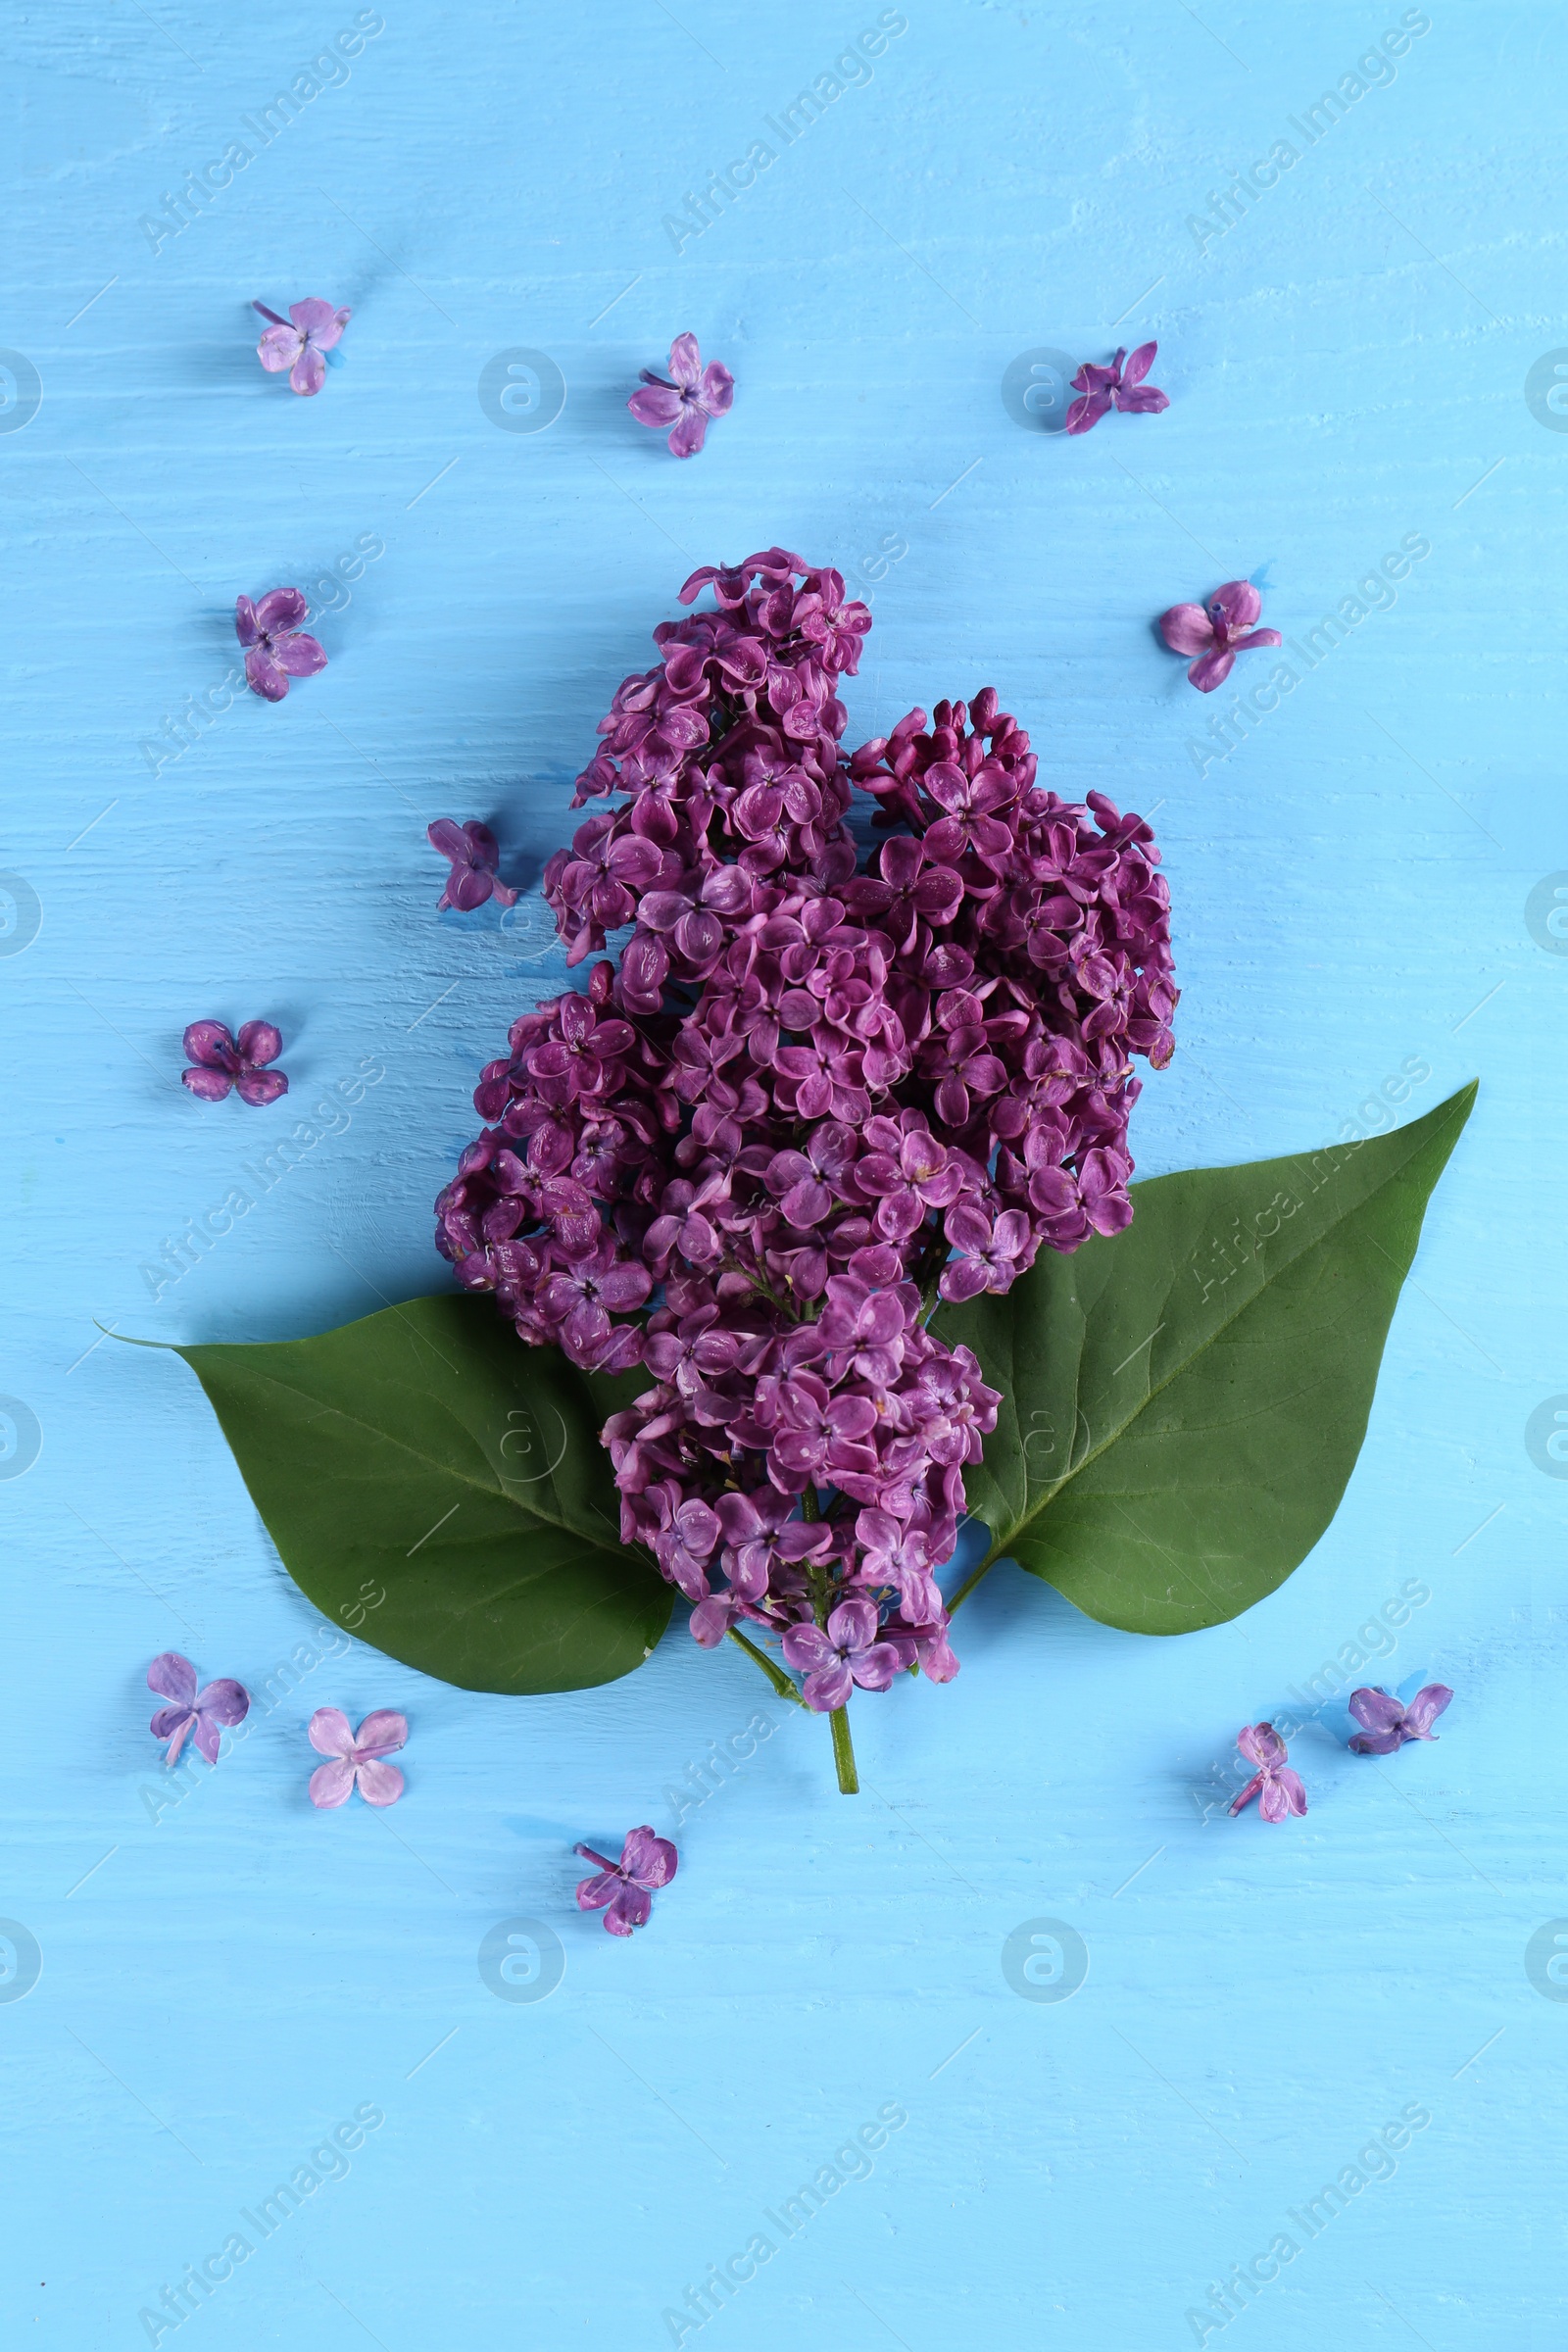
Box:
xmin=0 ymin=4 xmax=1557 ymax=2345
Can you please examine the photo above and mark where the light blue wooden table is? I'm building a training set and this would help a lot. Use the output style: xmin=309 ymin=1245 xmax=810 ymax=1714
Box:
xmin=4 ymin=4 xmax=1561 ymax=2343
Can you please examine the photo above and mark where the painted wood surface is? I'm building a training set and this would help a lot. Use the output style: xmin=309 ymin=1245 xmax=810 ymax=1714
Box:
xmin=3 ymin=3 xmax=1561 ymax=2344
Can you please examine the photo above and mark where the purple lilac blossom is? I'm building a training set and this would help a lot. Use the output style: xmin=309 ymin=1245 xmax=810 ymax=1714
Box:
xmin=1159 ymin=581 xmax=1282 ymax=694
xmin=627 ymin=333 xmax=734 ymax=458
xmin=235 ymin=589 xmax=327 ymax=702
xmin=181 ymin=1020 xmax=288 ymax=1105
xmin=1063 ymin=342 xmax=1168 ymax=434
xmin=574 ymin=1826 xmax=678 ymax=1936
xmin=307 ymin=1707 xmax=408 ymax=1807
xmin=1348 ymin=1683 xmax=1452 ymax=1754
xmin=254 ymin=298 xmax=351 ymax=396
xmin=432 ymin=551 xmax=1177 ymax=1707
xmin=428 ymin=819 xmax=518 ymax=912
xmin=147 ymin=1653 xmax=250 ymax=1765
xmin=1228 ymin=1722 xmax=1308 ymax=1822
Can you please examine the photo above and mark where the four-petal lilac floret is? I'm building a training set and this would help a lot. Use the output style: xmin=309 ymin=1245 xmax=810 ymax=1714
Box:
xmin=1159 ymin=581 xmax=1282 ymax=694
xmin=235 ymin=588 xmax=327 ymax=702
xmin=428 ymin=819 xmax=518 ymax=912
xmin=1064 ymin=341 xmax=1169 ymax=434
xmin=181 ymin=1019 xmax=288 ymax=1105
xmin=1228 ymin=1722 xmax=1308 ymax=1823
xmin=1348 ymin=1683 xmax=1453 ymax=1754
xmin=147 ymin=1652 xmax=250 ymax=1765
xmin=254 ymin=298 xmax=351 ymax=396
xmin=574 ymin=1825 xmax=678 ymax=1936
xmin=628 ymin=333 xmax=734 ymax=458
xmin=307 ymin=1708 xmax=409 ymax=1807
xmin=782 ymin=1597 xmax=902 ymax=1713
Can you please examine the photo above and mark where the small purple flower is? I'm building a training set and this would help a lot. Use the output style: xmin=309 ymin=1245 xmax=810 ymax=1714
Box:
xmin=1064 ymin=341 xmax=1169 ymax=434
xmin=254 ymin=298 xmax=351 ymax=397
xmin=1348 ymin=1684 xmax=1453 ymax=1755
xmin=148 ymin=1652 xmax=249 ymax=1765
xmin=628 ymin=333 xmax=734 ymax=459
xmin=782 ymin=1597 xmax=901 ymax=1713
xmin=181 ymin=1019 xmax=288 ymax=1106
xmin=574 ymin=1826 xmax=678 ymax=1936
xmin=1159 ymin=581 xmax=1282 ymax=694
xmin=235 ymin=588 xmax=327 ymax=702
xmin=1228 ymin=1722 xmax=1307 ymax=1823
xmin=427 ymin=819 xmax=519 ymax=912
xmin=307 ymin=1708 xmax=408 ymax=1807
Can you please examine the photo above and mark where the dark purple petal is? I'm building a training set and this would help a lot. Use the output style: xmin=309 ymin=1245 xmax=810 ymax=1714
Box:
xmin=254 ymin=586 xmax=310 ymax=634
xmin=194 ymin=1678 xmax=250 ymax=1730
xmin=245 ymin=647 xmax=290 ymax=701
xmin=271 ymin=630 xmax=327 ymax=676
xmin=234 ymin=1021 xmax=282 ymax=1066
xmin=1401 ymin=1684 xmax=1452 ymax=1739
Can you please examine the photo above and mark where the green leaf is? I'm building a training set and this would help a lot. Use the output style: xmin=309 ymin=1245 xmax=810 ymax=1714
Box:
xmin=937 ymin=1082 xmax=1476 ymax=1635
xmin=167 ymin=1295 xmax=670 ymax=1694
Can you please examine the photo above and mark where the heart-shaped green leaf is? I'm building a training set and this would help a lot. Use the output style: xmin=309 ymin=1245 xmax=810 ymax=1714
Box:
xmin=168 ymin=1295 xmax=670 ymax=1693
xmin=936 ymin=1083 xmax=1475 ymax=1634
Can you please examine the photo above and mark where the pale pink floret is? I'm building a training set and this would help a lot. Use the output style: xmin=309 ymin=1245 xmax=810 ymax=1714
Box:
xmin=1228 ymin=1721 xmax=1308 ymax=1822
xmin=308 ymin=1707 xmax=408 ymax=1807
xmin=254 ymin=297 xmax=351 ymax=396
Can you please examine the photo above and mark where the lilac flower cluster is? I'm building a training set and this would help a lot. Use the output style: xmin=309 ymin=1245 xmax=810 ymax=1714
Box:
xmin=434 ymin=552 xmax=1177 ymax=1716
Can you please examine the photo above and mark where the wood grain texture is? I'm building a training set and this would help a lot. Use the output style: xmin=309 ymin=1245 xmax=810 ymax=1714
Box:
xmin=1 ymin=4 xmax=1560 ymax=2346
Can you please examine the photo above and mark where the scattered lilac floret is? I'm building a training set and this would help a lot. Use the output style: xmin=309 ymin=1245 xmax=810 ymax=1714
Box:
xmin=1064 ymin=341 xmax=1169 ymax=434
xmin=627 ymin=333 xmax=734 ymax=458
xmin=254 ymin=298 xmax=351 ymax=396
xmin=1228 ymin=1721 xmax=1307 ymax=1823
xmin=181 ymin=1020 xmax=288 ymax=1106
xmin=427 ymin=819 xmax=518 ymax=912
xmin=782 ymin=1596 xmax=902 ymax=1713
xmin=235 ymin=589 xmax=327 ymax=702
xmin=574 ymin=1826 xmax=678 ymax=1936
xmin=148 ymin=1652 xmax=249 ymax=1765
xmin=1348 ymin=1683 xmax=1452 ymax=1755
xmin=307 ymin=1708 xmax=409 ymax=1807
xmin=1159 ymin=580 xmax=1283 ymax=694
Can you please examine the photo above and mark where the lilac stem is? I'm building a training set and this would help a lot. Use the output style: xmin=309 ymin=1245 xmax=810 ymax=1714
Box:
xmin=573 ymin=1844 xmax=620 ymax=1874
xmin=726 ymin=1626 xmax=807 ymax=1707
xmin=830 ymin=1705 xmax=858 ymax=1794
xmin=251 ymin=301 xmax=288 ymax=325
xmin=945 ymin=1557 xmax=993 ymax=1616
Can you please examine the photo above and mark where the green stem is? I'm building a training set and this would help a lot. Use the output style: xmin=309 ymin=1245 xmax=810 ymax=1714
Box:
xmin=945 ymin=1553 xmax=996 ymax=1617
xmin=726 ymin=1626 xmax=807 ymax=1707
xmin=830 ymin=1705 xmax=859 ymax=1794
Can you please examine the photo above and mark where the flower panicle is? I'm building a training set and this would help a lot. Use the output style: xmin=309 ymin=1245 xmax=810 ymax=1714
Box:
xmin=432 ymin=556 xmax=1177 ymax=1714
